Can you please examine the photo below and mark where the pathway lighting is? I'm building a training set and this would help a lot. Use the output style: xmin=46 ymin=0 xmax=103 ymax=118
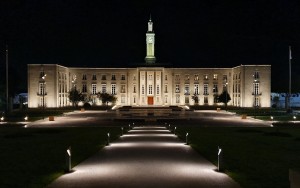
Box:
xmin=24 ymin=116 xmax=28 ymax=121
xmin=218 ymin=146 xmax=222 ymax=172
xmin=174 ymin=127 xmax=176 ymax=135
xmin=293 ymin=116 xmax=296 ymax=120
xmin=0 ymin=116 xmax=4 ymax=122
xmin=169 ymin=124 xmax=170 ymax=130
xmin=121 ymin=127 xmax=123 ymax=136
xmin=107 ymin=132 xmax=110 ymax=145
xmin=129 ymin=124 xmax=131 ymax=130
xmin=66 ymin=146 xmax=72 ymax=172
xmin=186 ymin=132 xmax=189 ymax=145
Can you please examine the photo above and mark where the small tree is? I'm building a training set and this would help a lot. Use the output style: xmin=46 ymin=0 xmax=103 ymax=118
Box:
xmin=68 ymin=88 xmax=83 ymax=107
xmin=97 ymin=92 xmax=117 ymax=108
xmin=218 ymin=90 xmax=231 ymax=108
xmin=191 ymin=94 xmax=199 ymax=105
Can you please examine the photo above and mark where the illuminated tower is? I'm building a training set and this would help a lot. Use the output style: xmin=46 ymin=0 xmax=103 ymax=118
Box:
xmin=145 ymin=16 xmax=156 ymax=63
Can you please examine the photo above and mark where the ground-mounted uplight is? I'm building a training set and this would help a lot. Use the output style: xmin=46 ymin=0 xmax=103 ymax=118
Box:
xmin=270 ymin=116 xmax=273 ymax=121
xmin=66 ymin=146 xmax=72 ymax=172
xmin=107 ymin=132 xmax=110 ymax=146
xmin=293 ymin=116 xmax=296 ymax=120
xmin=133 ymin=122 xmax=135 ymax=127
xmin=169 ymin=124 xmax=171 ymax=131
xmin=128 ymin=124 xmax=131 ymax=130
xmin=218 ymin=146 xmax=222 ymax=172
xmin=186 ymin=132 xmax=189 ymax=145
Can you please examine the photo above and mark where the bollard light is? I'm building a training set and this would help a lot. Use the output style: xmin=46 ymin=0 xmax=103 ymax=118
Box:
xmin=169 ymin=124 xmax=170 ymax=130
xmin=293 ymin=116 xmax=296 ymax=120
xmin=66 ymin=146 xmax=72 ymax=172
xmin=270 ymin=116 xmax=273 ymax=120
xmin=121 ymin=127 xmax=123 ymax=136
xmin=174 ymin=127 xmax=177 ymax=135
xmin=107 ymin=132 xmax=110 ymax=145
xmin=24 ymin=116 xmax=28 ymax=121
xmin=218 ymin=146 xmax=222 ymax=172
xmin=0 ymin=116 xmax=4 ymax=122
xmin=129 ymin=124 xmax=131 ymax=130
xmin=186 ymin=132 xmax=189 ymax=145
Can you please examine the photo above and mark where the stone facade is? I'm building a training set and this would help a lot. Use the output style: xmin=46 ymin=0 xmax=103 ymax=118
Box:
xmin=27 ymin=18 xmax=271 ymax=108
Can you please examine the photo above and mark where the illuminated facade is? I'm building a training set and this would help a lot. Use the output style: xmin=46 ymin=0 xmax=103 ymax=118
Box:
xmin=28 ymin=18 xmax=271 ymax=108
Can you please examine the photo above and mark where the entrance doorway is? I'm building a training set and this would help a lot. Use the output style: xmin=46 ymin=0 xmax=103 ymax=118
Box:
xmin=148 ymin=97 xmax=154 ymax=105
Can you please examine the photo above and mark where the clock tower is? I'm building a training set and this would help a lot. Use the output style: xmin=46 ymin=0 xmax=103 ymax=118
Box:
xmin=145 ymin=16 xmax=156 ymax=64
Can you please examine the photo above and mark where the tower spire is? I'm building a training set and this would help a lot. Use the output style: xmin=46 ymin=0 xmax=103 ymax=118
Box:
xmin=145 ymin=16 xmax=156 ymax=63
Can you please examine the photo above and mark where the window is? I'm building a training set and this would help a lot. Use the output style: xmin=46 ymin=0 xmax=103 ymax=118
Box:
xmin=194 ymin=84 xmax=199 ymax=95
xmin=111 ymin=84 xmax=116 ymax=95
xmin=156 ymin=85 xmax=160 ymax=95
xmin=223 ymin=75 xmax=227 ymax=82
xmin=213 ymin=74 xmax=218 ymax=80
xmin=175 ymin=84 xmax=180 ymax=93
xmin=92 ymin=84 xmax=97 ymax=94
xmin=149 ymin=75 xmax=153 ymax=80
xmin=213 ymin=84 xmax=218 ymax=93
xmin=253 ymin=83 xmax=259 ymax=95
xmin=133 ymin=96 xmax=136 ymax=103
xmin=204 ymin=96 xmax=208 ymax=104
xmin=184 ymin=84 xmax=190 ymax=95
xmin=121 ymin=96 xmax=125 ymax=103
xmin=194 ymin=74 xmax=199 ymax=81
xmin=204 ymin=74 xmax=208 ymax=80
xmin=185 ymin=75 xmax=190 ymax=81
xmin=121 ymin=75 xmax=125 ymax=80
xmin=92 ymin=74 xmax=97 ymax=80
xmin=39 ymin=83 xmax=46 ymax=95
xmin=148 ymin=85 xmax=153 ymax=95
xmin=164 ymin=84 xmax=168 ymax=93
xmin=185 ymin=96 xmax=189 ymax=104
xmin=254 ymin=97 xmax=259 ymax=107
xmin=204 ymin=84 xmax=208 ymax=95
xmin=175 ymin=74 xmax=180 ymax=81
xmin=165 ymin=75 xmax=168 ymax=80
xmin=82 ymin=84 xmax=87 ymax=93
xmin=133 ymin=85 xmax=136 ymax=93
xmin=121 ymin=85 xmax=126 ymax=93
xmin=176 ymin=95 xmax=180 ymax=103
xmin=111 ymin=74 xmax=116 ymax=80
xmin=253 ymin=71 xmax=259 ymax=80
xmin=101 ymin=84 xmax=106 ymax=93
xmin=101 ymin=75 xmax=106 ymax=80
xmin=133 ymin=75 xmax=136 ymax=80
xmin=82 ymin=74 xmax=87 ymax=80
xmin=165 ymin=96 xmax=168 ymax=103
xmin=142 ymin=85 xmax=145 ymax=95
xmin=157 ymin=74 xmax=160 ymax=80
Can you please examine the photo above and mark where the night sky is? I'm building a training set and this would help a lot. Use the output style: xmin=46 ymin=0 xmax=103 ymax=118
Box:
xmin=0 ymin=0 xmax=300 ymax=94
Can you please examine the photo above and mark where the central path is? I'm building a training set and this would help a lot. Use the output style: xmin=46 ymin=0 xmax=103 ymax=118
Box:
xmin=48 ymin=126 xmax=240 ymax=188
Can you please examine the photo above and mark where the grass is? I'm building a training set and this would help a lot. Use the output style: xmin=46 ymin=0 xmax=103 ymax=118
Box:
xmin=177 ymin=126 xmax=300 ymax=188
xmin=0 ymin=126 xmax=123 ymax=188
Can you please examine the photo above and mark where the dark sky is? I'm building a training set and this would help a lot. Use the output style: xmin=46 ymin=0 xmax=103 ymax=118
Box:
xmin=0 ymin=0 xmax=300 ymax=93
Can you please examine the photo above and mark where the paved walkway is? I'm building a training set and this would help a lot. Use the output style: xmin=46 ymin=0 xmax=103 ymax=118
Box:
xmin=48 ymin=126 xmax=240 ymax=188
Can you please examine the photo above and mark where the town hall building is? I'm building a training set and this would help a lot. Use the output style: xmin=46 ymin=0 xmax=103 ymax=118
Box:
xmin=28 ymin=18 xmax=271 ymax=108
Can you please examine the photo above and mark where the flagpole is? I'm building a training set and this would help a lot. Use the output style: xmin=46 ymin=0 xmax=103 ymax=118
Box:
xmin=5 ymin=45 xmax=9 ymax=112
xmin=288 ymin=45 xmax=292 ymax=112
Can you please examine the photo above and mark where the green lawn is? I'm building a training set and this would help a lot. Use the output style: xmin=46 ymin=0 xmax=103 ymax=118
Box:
xmin=0 ymin=126 xmax=123 ymax=188
xmin=177 ymin=127 xmax=300 ymax=188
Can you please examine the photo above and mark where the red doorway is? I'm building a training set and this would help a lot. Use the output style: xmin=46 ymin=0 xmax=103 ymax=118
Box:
xmin=148 ymin=97 xmax=154 ymax=105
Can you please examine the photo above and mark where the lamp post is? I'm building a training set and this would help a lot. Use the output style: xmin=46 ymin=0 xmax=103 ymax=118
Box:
xmin=121 ymin=127 xmax=123 ymax=136
xmin=66 ymin=146 xmax=71 ymax=172
xmin=186 ymin=132 xmax=189 ymax=145
xmin=129 ymin=124 xmax=131 ymax=130
xmin=42 ymin=74 xmax=46 ymax=119
xmin=174 ymin=126 xmax=177 ymax=135
xmin=225 ymin=83 xmax=228 ymax=111
xmin=169 ymin=124 xmax=171 ymax=131
xmin=218 ymin=146 xmax=222 ymax=172
xmin=107 ymin=132 xmax=110 ymax=145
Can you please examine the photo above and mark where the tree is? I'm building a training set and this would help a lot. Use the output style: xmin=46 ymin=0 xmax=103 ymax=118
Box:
xmin=68 ymin=88 xmax=83 ymax=107
xmin=217 ymin=90 xmax=231 ymax=108
xmin=191 ymin=94 xmax=199 ymax=105
xmin=272 ymin=96 xmax=280 ymax=108
xmin=97 ymin=92 xmax=117 ymax=107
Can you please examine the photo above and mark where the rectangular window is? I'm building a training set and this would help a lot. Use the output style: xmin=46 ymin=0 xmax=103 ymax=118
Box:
xmin=223 ymin=75 xmax=227 ymax=82
xmin=92 ymin=74 xmax=97 ymax=80
xmin=148 ymin=85 xmax=153 ymax=95
xmin=194 ymin=84 xmax=199 ymax=95
xmin=82 ymin=74 xmax=87 ymax=80
xmin=184 ymin=84 xmax=190 ymax=95
xmin=254 ymin=71 xmax=259 ymax=80
xmin=121 ymin=96 xmax=125 ymax=103
xmin=82 ymin=84 xmax=87 ymax=93
xmin=253 ymin=83 xmax=259 ymax=95
xmin=92 ymin=84 xmax=97 ymax=95
xmin=121 ymin=75 xmax=126 ymax=80
xmin=133 ymin=75 xmax=136 ymax=80
xmin=254 ymin=97 xmax=259 ymax=107
xmin=204 ymin=84 xmax=208 ymax=95
xmin=165 ymin=75 xmax=168 ymax=80
xmin=194 ymin=74 xmax=199 ymax=81
xmin=156 ymin=85 xmax=160 ymax=95
xmin=165 ymin=96 xmax=168 ymax=103
xmin=175 ymin=74 xmax=180 ymax=81
xmin=39 ymin=83 xmax=45 ymax=95
xmin=142 ymin=85 xmax=145 ymax=95
xmin=175 ymin=84 xmax=180 ymax=93
xmin=149 ymin=74 xmax=153 ymax=80
xmin=185 ymin=74 xmax=190 ymax=81
xmin=111 ymin=84 xmax=116 ymax=95
xmin=213 ymin=74 xmax=218 ymax=80
xmin=133 ymin=85 xmax=136 ymax=93
xmin=101 ymin=75 xmax=106 ymax=80
xmin=204 ymin=96 xmax=208 ymax=104
xmin=213 ymin=84 xmax=218 ymax=93
xmin=112 ymin=74 xmax=116 ymax=80
xmin=164 ymin=84 xmax=168 ymax=93
xmin=121 ymin=85 xmax=126 ymax=93
xmin=176 ymin=95 xmax=180 ymax=103
xmin=185 ymin=96 xmax=189 ymax=104
xmin=101 ymin=84 xmax=106 ymax=93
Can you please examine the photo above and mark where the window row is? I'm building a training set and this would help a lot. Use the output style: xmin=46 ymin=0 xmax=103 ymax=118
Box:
xmin=175 ymin=84 xmax=219 ymax=95
xmin=174 ymin=74 xmax=223 ymax=81
xmin=80 ymin=74 xmax=126 ymax=81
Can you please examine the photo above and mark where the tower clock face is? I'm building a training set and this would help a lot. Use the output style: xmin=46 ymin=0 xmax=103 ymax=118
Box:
xmin=148 ymin=37 xmax=153 ymax=43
